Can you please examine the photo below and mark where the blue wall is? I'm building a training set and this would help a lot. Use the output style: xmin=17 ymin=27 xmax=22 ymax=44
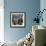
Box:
xmin=4 ymin=0 xmax=40 ymax=42
xmin=40 ymin=0 xmax=46 ymax=27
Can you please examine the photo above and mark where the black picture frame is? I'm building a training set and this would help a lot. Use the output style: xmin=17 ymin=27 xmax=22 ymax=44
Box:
xmin=10 ymin=12 xmax=26 ymax=28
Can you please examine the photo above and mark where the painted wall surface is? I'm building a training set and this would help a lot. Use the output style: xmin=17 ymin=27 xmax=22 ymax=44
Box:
xmin=40 ymin=0 xmax=46 ymax=27
xmin=0 ymin=0 xmax=4 ymax=42
xmin=4 ymin=0 xmax=40 ymax=42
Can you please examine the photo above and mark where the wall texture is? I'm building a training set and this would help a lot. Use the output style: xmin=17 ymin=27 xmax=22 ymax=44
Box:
xmin=40 ymin=0 xmax=46 ymax=27
xmin=4 ymin=0 xmax=40 ymax=42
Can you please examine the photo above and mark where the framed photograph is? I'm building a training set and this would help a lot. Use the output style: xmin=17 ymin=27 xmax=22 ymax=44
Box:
xmin=10 ymin=12 xmax=26 ymax=27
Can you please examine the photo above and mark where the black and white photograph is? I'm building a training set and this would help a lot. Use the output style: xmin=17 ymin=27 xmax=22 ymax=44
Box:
xmin=10 ymin=12 xmax=26 ymax=27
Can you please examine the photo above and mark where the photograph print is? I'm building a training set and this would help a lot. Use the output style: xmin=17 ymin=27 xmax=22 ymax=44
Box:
xmin=10 ymin=12 xmax=26 ymax=27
